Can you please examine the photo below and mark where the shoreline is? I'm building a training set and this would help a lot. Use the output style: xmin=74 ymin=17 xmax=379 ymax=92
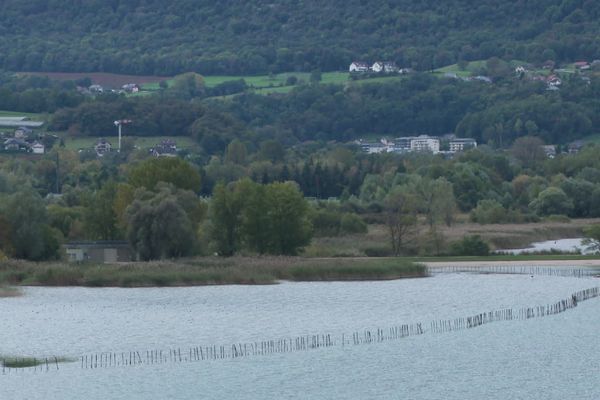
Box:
xmin=422 ymin=259 xmax=600 ymax=268
xmin=1 ymin=256 xmax=599 ymax=288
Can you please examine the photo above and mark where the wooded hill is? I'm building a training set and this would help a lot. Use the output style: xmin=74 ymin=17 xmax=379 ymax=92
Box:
xmin=2 ymin=0 xmax=600 ymax=75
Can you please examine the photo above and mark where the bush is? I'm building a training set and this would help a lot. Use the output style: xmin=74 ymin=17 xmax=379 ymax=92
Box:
xmin=363 ymin=246 xmax=394 ymax=257
xmin=449 ymin=235 xmax=490 ymax=256
xmin=470 ymin=199 xmax=506 ymax=224
xmin=311 ymin=209 xmax=341 ymax=237
xmin=543 ymin=214 xmax=571 ymax=223
xmin=339 ymin=214 xmax=368 ymax=234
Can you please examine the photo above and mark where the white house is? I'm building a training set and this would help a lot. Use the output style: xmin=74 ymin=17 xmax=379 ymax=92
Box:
xmin=349 ymin=62 xmax=370 ymax=73
xmin=449 ymin=138 xmax=477 ymax=153
xmin=122 ymin=83 xmax=140 ymax=93
xmin=372 ymin=61 xmax=399 ymax=73
xmin=372 ymin=61 xmax=385 ymax=73
xmin=31 ymin=141 xmax=45 ymax=154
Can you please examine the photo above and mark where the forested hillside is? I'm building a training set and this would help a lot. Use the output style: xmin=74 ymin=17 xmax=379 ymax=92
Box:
xmin=1 ymin=0 xmax=600 ymax=75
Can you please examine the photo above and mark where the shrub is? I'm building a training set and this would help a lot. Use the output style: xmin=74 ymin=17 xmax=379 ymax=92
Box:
xmin=449 ymin=235 xmax=490 ymax=256
xmin=543 ymin=214 xmax=571 ymax=223
xmin=339 ymin=214 xmax=368 ymax=234
xmin=363 ymin=246 xmax=394 ymax=257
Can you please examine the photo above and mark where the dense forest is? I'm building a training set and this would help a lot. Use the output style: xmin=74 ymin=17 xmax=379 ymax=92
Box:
xmin=2 ymin=0 xmax=600 ymax=75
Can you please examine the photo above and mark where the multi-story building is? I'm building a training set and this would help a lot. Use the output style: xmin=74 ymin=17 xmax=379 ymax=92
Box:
xmin=449 ymin=138 xmax=477 ymax=153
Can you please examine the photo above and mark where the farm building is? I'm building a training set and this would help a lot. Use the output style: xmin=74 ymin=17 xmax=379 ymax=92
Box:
xmin=64 ymin=241 xmax=134 ymax=263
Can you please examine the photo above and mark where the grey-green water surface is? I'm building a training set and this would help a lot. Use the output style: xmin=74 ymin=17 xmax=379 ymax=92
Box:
xmin=1 ymin=273 xmax=599 ymax=399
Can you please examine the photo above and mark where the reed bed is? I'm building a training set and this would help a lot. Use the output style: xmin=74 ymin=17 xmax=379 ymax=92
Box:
xmin=0 ymin=258 xmax=427 ymax=287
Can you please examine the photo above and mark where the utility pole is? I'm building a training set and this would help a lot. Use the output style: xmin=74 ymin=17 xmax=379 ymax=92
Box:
xmin=55 ymin=151 xmax=60 ymax=194
xmin=113 ymin=119 xmax=132 ymax=152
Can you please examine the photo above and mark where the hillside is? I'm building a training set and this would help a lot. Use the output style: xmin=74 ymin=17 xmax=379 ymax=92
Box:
xmin=1 ymin=0 xmax=600 ymax=75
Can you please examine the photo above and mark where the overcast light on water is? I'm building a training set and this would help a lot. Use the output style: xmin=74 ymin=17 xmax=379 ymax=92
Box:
xmin=1 ymin=274 xmax=599 ymax=399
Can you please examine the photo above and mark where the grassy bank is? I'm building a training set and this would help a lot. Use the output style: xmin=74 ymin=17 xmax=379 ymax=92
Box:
xmin=306 ymin=219 xmax=600 ymax=257
xmin=0 ymin=286 xmax=21 ymax=297
xmin=0 ymin=258 xmax=427 ymax=287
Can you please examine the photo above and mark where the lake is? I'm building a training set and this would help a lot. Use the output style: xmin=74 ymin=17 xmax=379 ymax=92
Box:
xmin=1 ymin=272 xmax=599 ymax=399
xmin=496 ymin=237 xmax=596 ymax=255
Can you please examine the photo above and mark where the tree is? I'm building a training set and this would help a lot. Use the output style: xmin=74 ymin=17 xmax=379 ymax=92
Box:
xmin=471 ymin=199 xmax=507 ymax=224
xmin=263 ymin=182 xmax=312 ymax=255
xmin=83 ymin=181 xmax=120 ymax=240
xmin=209 ymin=183 xmax=244 ymax=256
xmin=168 ymin=72 xmax=205 ymax=99
xmin=310 ymin=69 xmax=322 ymax=83
xmin=238 ymin=179 xmax=271 ymax=254
xmin=128 ymin=157 xmax=201 ymax=192
xmin=511 ymin=136 xmax=546 ymax=169
xmin=258 ymin=140 xmax=285 ymax=163
xmin=384 ymin=187 xmax=418 ymax=256
xmin=529 ymin=187 xmax=573 ymax=216
xmin=126 ymin=187 xmax=197 ymax=260
xmin=0 ymin=190 xmax=60 ymax=260
xmin=225 ymin=139 xmax=248 ymax=165
xmin=582 ymin=224 xmax=600 ymax=253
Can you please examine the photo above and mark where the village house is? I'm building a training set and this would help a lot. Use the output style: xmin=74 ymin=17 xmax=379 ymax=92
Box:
xmin=31 ymin=141 xmax=45 ymax=154
xmin=568 ymin=140 xmax=584 ymax=154
xmin=349 ymin=61 xmax=370 ymax=73
xmin=546 ymin=74 xmax=562 ymax=87
xmin=150 ymin=139 xmax=177 ymax=157
xmin=3 ymin=138 xmax=30 ymax=152
xmin=542 ymin=145 xmax=557 ymax=159
xmin=542 ymin=60 xmax=555 ymax=70
xmin=574 ymin=61 xmax=590 ymax=70
xmin=94 ymin=138 xmax=112 ymax=156
xmin=89 ymin=84 xmax=104 ymax=93
xmin=121 ymin=83 xmax=140 ymax=93
xmin=371 ymin=61 xmax=399 ymax=73
xmin=14 ymin=126 xmax=33 ymax=139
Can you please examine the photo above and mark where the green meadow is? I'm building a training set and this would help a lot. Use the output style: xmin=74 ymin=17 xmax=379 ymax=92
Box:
xmin=60 ymin=135 xmax=198 ymax=151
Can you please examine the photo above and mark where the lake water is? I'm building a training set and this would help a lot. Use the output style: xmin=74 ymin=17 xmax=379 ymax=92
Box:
xmin=1 ymin=273 xmax=599 ymax=399
xmin=496 ymin=237 xmax=596 ymax=255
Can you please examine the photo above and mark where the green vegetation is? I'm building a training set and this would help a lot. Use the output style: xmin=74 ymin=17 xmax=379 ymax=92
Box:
xmin=2 ymin=1 xmax=600 ymax=75
xmin=1 ymin=356 xmax=73 ymax=369
xmin=0 ymin=258 xmax=427 ymax=287
xmin=60 ymin=136 xmax=198 ymax=151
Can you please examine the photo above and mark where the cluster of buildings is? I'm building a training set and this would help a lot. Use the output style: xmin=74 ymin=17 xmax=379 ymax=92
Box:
xmin=78 ymin=83 xmax=141 ymax=96
xmin=357 ymin=135 xmax=477 ymax=155
xmin=0 ymin=124 xmax=47 ymax=154
xmin=349 ymin=61 xmax=411 ymax=74
xmin=516 ymin=60 xmax=598 ymax=90
xmin=92 ymin=138 xmax=178 ymax=157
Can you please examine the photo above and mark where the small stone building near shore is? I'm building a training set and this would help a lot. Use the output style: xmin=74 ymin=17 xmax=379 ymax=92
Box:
xmin=64 ymin=241 xmax=134 ymax=263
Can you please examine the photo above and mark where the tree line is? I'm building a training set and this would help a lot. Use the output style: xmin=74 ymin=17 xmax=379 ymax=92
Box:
xmin=2 ymin=137 xmax=600 ymax=261
xmin=1 ymin=0 xmax=600 ymax=75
